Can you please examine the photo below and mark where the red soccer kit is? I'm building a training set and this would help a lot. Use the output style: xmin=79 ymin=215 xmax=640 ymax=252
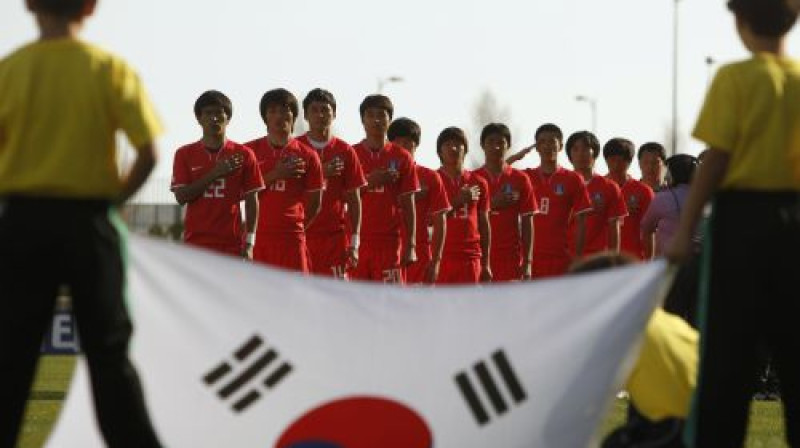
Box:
xmin=247 ymin=137 xmax=324 ymax=272
xmin=437 ymin=169 xmax=490 ymax=285
xmin=568 ymin=172 xmax=628 ymax=257
xmin=171 ymin=140 xmax=264 ymax=256
xmin=297 ymin=135 xmax=366 ymax=278
xmin=474 ymin=166 xmax=537 ymax=282
xmin=610 ymin=176 xmax=654 ymax=260
xmin=351 ymin=141 xmax=419 ymax=283
xmin=402 ymin=165 xmax=451 ymax=284
xmin=526 ymin=166 xmax=592 ymax=278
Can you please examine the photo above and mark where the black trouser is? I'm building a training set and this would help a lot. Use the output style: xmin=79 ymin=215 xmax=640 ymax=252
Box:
xmin=686 ymin=191 xmax=800 ymax=447
xmin=0 ymin=197 xmax=162 ymax=448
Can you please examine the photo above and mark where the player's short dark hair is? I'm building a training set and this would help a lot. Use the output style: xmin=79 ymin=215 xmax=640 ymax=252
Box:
xmin=31 ymin=0 xmax=92 ymax=19
xmin=359 ymin=94 xmax=394 ymax=120
xmin=388 ymin=118 xmax=421 ymax=146
xmin=480 ymin=123 xmax=512 ymax=147
xmin=603 ymin=138 xmax=636 ymax=162
xmin=302 ymin=88 xmax=337 ymax=114
xmin=666 ymin=154 xmax=699 ymax=186
xmin=194 ymin=90 xmax=233 ymax=120
xmin=565 ymin=131 xmax=601 ymax=162
xmin=259 ymin=88 xmax=299 ymax=125
xmin=436 ymin=127 xmax=469 ymax=157
xmin=534 ymin=123 xmax=563 ymax=142
xmin=638 ymin=142 xmax=667 ymax=162
xmin=728 ymin=0 xmax=799 ymax=37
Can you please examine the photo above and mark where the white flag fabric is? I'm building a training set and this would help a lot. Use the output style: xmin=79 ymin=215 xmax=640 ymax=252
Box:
xmin=47 ymin=236 xmax=668 ymax=448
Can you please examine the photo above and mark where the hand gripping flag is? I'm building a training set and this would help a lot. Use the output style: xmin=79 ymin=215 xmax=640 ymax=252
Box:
xmin=47 ymin=236 xmax=668 ymax=448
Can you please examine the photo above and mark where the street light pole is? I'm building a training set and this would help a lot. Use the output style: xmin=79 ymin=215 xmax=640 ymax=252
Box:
xmin=377 ymin=76 xmax=405 ymax=94
xmin=671 ymin=0 xmax=681 ymax=156
xmin=575 ymin=95 xmax=598 ymax=135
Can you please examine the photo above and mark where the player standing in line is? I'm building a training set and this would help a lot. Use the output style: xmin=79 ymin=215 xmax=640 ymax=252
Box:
xmin=171 ymin=90 xmax=264 ymax=259
xmin=436 ymin=127 xmax=492 ymax=284
xmin=565 ymin=130 xmax=627 ymax=257
xmin=473 ymin=123 xmax=537 ymax=282
xmin=296 ymin=88 xmax=365 ymax=278
xmin=511 ymin=124 xmax=592 ymax=278
xmin=388 ymin=118 xmax=450 ymax=285
xmin=638 ymin=142 xmax=668 ymax=192
xmin=603 ymin=137 xmax=655 ymax=260
xmin=247 ymin=88 xmax=323 ymax=272
xmin=351 ymin=95 xmax=419 ymax=284
xmin=0 ymin=0 xmax=164 ymax=445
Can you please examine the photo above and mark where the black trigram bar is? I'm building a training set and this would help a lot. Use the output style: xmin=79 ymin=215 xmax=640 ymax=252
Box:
xmin=235 ymin=335 xmax=264 ymax=361
xmin=264 ymin=363 xmax=293 ymax=388
xmin=455 ymin=349 xmax=527 ymax=426
xmin=218 ymin=349 xmax=278 ymax=399
xmin=203 ymin=363 xmax=232 ymax=386
xmin=232 ymin=389 xmax=262 ymax=413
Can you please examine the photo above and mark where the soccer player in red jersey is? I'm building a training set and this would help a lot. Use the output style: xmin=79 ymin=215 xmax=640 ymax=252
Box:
xmin=297 ymin=89 xmax=366 ymax=279
xmin=518 ymin=124 xmax=592 ymax=278
xmin=388 ymin=118 xmax=451 ymax=284
xmin=473 ymin=123 xmax=537 ymax=282
xmin=603 ymin=137 xmax=655 ymax=260
xmin=351 ymin=95 xmax=419 ymax=284
xmin=247 ymin=88 xmax=324 ymax=272
xmin=171 ymin=90 xmax=264 ymax=258
xmin=565 ymin=130 xmax=627 ymax=257
xmin=436 ymin=127 xmax=492 ymax=284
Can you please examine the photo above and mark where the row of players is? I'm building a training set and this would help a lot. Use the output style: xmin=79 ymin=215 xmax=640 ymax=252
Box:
xmin=171 ymin=88 xmax=666 ymax=284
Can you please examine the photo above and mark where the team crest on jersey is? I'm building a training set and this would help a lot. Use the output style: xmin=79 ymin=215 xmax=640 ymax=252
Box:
xmin=554 ymin=184 xmax=565 ymax=196
xmin=592 ymin=192 xmax=605 ymax=209
xmin=387 ymin=159 xmax=399 ymax=171
xmin=627 ymin=194 xmax=640 ymax=212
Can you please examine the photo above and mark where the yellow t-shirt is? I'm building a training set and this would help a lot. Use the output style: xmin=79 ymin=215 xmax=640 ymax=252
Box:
xmin=626 ymin=309 xmax=698 ymax=421
xmin=693 ymin=53 xmax=800 ymax=190
xmin=0 ymin=38 xmax=163 ymax=198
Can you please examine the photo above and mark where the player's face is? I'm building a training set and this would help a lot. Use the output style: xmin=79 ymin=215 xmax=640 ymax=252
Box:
xmin=362 ymin=107 xmax=390 ymax=138
xmin=569 ymin=140 xmax=595 ymax=172
xmin=305 ymin=101 xmax=334 ymax=134
xmin=392 ymin=137 xmax=418 ymax=155
xmin=198 ymin=105 xmax=229 ymax=137
xmin=605 ymin=154 xmax=631 ymax=176
xmin=439 ymin=139 xmax=466 ymax=168
xmin=481 ymin=133 xmax=509 ymax=164
xmin=265 ymin=103 xmax=294 ymax=136
xmin=535 ymin=131 xmax=561 ymax=164
xmin=639 ymin=151 xmax=664 ymax=181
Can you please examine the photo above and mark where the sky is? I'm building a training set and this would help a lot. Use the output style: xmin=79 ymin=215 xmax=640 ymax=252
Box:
xmin=2 ymin=0 xmax=800 ymax=202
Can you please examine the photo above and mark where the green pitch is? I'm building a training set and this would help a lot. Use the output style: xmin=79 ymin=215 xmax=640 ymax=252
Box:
xmin=19 ymin=356 xmax=789 ymax=448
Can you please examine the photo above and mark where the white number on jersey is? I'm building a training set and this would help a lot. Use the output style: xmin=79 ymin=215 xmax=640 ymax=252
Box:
xmin=539 ymin=197 xmax=550 ymax=215
xmin=271 ymin=180 xmax=287 ymax=192
xmin=204 ymin=178 xmax=226 ymax=198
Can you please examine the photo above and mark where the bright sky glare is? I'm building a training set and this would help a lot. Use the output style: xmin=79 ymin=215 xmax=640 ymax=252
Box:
xmin=2 ymin=0 xmax=799 ymax=201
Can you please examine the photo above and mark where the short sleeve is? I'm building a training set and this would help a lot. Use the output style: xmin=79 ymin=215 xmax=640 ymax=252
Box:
xmin=692 ymin=66 xmax=739 ymax=153
xmin=477 ymin=177 xmax=490 ymax=212
xmin=241 ymin=146 xmax=265 ymax=195
xmin=607 ymin=180 xmax=628 ymax=220
xmin=428 ymin=171 xmax=452 ymax=215
xmin=170 ymin=148 xmax=190 ymax=190
xmin=517 ymin=173 xmax=537 ymax=215
xmin=110 ymin=58 xmax=164 ymax=149
xmin=343 ymin=145 xmax=367 ymax=191
xmin=571 ymin=174 xmax=592 ymax=215
xmin=399 ymin=152 xmax=420 ymax=195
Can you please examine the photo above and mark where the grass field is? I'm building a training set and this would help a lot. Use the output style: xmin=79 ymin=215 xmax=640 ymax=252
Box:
xmin=20 ymin=356 xmax=789 ymax=448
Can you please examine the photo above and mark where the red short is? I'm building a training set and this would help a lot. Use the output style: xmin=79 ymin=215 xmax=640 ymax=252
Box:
xmin=253 ymin=238 xmax=309 ymax=273
xmin=532 ymin=256 xmax=570 ymax=279
xmin=186 ymin=241 xmax=241 ymax=258
xmin=307 ymin=232 xmax=348 ymax=279
xmin=404 ymin=244 xmax=432 ymax=284
xmin=491 ymin=250 xmax=522 ymax=282
xmin=350 ymin=244 xmax=403 ymax=284
xmin=437 ymin=257 xmax=481 ymax=285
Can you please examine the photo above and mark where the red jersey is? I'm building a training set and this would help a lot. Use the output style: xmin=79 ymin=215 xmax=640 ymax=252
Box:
xmin=296 ymin=135 xmax=366 ymax=237
xmin=439 ymin=169 xmax=490 ymax=259
xmin=569 ymin=172 xmax=628 ymax=256
xmin=610 ymin=176 xmax=654 ymax=259
xmin=171 ymin=140 xmax=264 ymax=248
xmin=526 ymin=166 xmax=592 ymax=259
xmin=353 ymin=141 xmax=419 ymax=248
xmin=247 ymin=137 xmax=324 ymax=242
xmin=402 ymin=164 xmax=451 ymax=250
xmin=474 ymin=165 xmax=537 ymax=254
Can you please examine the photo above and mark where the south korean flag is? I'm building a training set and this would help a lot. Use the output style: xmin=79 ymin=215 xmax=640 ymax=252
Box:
xmin=47 ymin=236 xmax=667 ymax=448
